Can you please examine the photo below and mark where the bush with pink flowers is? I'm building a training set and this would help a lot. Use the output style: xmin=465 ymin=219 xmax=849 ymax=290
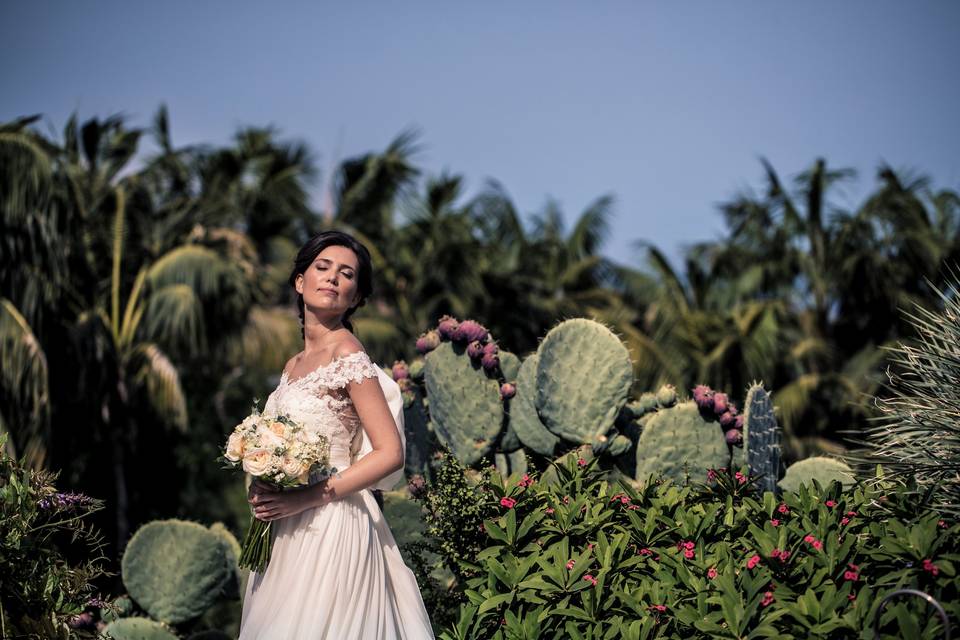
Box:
xmin=421 ymin=455 xmax=959 ymax=639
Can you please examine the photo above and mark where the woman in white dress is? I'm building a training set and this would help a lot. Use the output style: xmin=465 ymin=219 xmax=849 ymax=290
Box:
xmin=238 ymin=231 xmax=434 ymax=639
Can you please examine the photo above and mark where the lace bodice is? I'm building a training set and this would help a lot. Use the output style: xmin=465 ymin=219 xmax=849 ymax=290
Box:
xmin=262 ymin=350 xmax=382 ymax=470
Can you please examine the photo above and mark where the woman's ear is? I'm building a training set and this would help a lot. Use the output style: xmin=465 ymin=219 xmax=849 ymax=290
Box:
xmin=294 ymin=273 xmax=303 ymax=295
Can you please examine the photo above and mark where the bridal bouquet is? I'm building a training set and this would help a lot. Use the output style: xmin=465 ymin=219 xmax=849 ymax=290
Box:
xmin=220 ymin=402 xmax=336 ymax=572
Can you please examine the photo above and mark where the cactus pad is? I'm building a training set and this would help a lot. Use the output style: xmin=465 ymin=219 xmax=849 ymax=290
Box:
xmin=634 ymin=401 xmax=743 ymax=484
xmin=535 ymin=318 xmax=634 ymax=443
xmin=509 ymin=353 xmax=560 ymax=455
xmin=104 ymin=617 xmax=179 ymax=640
xmin=121 ymin=519 xmax=233 ymax=624
xmin=778 ymin=456 xmax=856 ymax=494
xmin=498 ymin=350 xmax=521 ymax=381
xmin=424 ymin=341 xmax=504 ymax=465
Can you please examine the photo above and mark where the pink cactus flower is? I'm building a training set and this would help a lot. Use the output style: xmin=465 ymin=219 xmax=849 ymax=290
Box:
xmin=500 ymin=497 xmax=516 ymax=508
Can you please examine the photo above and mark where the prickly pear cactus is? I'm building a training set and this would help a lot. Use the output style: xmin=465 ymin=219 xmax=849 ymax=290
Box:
xmin=509 ymin=353 xmax=560 ymax=455
xmin=100 ymin=595 xmax=134 ymax=624
xmin=104 ymin=617 xmax=179 ymax=640
xmin=634 ymin=401 xmax=744 ymax=484
xmin=498 ymin=350 xmax=521 ymax=381
xmin=778 ymin=456 xmax=856 ymax=494
xmin=121 ymin=519 xmax=233 ymax=625
xmin=743 ymin=383 xmax=781 ymax=494
xmin=208 ymin=522 xmax=242 ymax=600
xmin=535 ymin=318 xmax=634 ymax=444
xmin=402 ymin=389 xmax=433 ymax=476
xmin=494 ymin=448 xmax=529 ymax=477
xmin=605 ymin=433 xmax=632 ymax=457
xmin=424 ymin=341 xmax=505 ymax=465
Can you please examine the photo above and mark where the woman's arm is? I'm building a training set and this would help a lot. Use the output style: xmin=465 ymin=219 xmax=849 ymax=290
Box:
xmin=249 ymin=349 xmax=403 ymax=521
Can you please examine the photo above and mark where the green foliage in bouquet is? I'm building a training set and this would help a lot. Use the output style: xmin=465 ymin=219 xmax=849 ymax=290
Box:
xmin=432 ymin=455 xmax=959 ymax=639
xmin=104 ymin=616 xmax=180 ymax=640
xmin=121 ymin=519 xmax=240 ymax=625
xmin=0 ymin=434 xmax=109 ymax=639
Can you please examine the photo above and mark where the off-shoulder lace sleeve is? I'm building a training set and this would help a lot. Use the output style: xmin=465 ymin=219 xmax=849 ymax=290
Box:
xmin=322 ymin=350 xmax=381 ymax=389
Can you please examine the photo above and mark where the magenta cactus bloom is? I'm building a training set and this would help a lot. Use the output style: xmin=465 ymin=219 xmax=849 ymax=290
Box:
xmin=712 ymin=392 xmax=729 ymax=414
xmin=500 ymin=382 xmax=517 ymax=399
xmin=437 ymin=315 xmax=459 ymax=340
xmin=692 ymin=384 xmax=715 ymax=411
xmin=416 ymin=329 xmax=441 ymax=353
xmin=392 ymin=360 xmax=409 ymax=380
xmin=452 ymin=319 xmax=489 ymax=343
xmin=724 ymin=428 xmax=742 ymax=446
xmin=481 ymin=352 xmax=500 ymax=372
xmin=467 ymin=340 xmax=486 ymax=359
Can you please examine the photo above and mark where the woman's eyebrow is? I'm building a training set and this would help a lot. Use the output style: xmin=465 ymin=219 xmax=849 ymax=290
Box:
xmin=316 ymin=258 xmax=356 ymax=270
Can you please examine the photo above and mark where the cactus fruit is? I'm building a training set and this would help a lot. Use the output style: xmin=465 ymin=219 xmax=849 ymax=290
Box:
xmin=437 ymin=315 xmax=459 ymax=340
xmin=391 ymin=360 xmax=409 ymax=380
xmin=481 ymin=351 xmax=500 ymax=372
xmin=655 ymin=384 xmax=678 ymax=407
xmin=467 ymin=340 xmax=485 ymax=359
xmin=452 ymin=319 xmax=488 ymax=343
xmin=423 ymin=342 xmax=504 ymax=465
xmin=535 ymin=318 xmax=634 ymax=444
xmin=104 ymin=617 xmax=179 ymax=640
xmin=415 ymin=330 xmax=441 ymax=354
xmin=743 ymin=383 xmax=781 ymax=494
xmin=500 ymin=382 xmax=517 ymax=400
xmin=121 ymin=519 xmax=234 ymax=625
xmin=778 ymin=456 xmax=856 ymax=494
xmin=692 ymin=385 xmax=714 ymax=412
xmin=634 ymin=401 xmax=745 ymax=484
xmin=724 ymin=428 xmax=742 ymax=446
xmin=509 ymin=353 xmax=560 ymax=456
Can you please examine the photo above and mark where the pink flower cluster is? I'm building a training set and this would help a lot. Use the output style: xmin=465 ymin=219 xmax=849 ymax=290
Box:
xmin=583 ymin=574 xmax=597 ymax=586
xmin=746 ymin=554 xmax=762 ymax=570
xmin=840 ymin=510 xmax=857 ymax=526
xmin=769 ymin=548 xmax=791 ymax=562
xmin=923 ymin=559 xmax=940 ymax=576
xmin=500 ymin=496 xmax=516 ymax=508
xmin=760 ymin=591 xmax=775 ymax=607
xmin=803 ymin=534 xmax=823 ymax=551
xmin=707 ymin=567 xmax=718 ymax=579
xmin=843 ymin=563 xmax=859 ymax=582
xmin=517 ymin=473 xmax=534 ymax=488
xmin=676 ymin=540 xmax=696 ymax=559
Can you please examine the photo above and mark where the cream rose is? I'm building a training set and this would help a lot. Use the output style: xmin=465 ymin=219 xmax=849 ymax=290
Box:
xmin=225 ymin=431 xmax=246 ymax=462
xmin=280 ymin=455 xmax=309 ymax=479
xmin=269 ymin=420 xmax=288 ymax=438
xmin=255 ymin=424 xmax=284 ymax=450
xmin=242 ymin=448 xmax=273 ymax=476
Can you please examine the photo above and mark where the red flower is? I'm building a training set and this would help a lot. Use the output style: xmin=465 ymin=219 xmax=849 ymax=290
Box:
xmin=770 ymin=518 xmax=780 ymax=527
xmin=769 ymin=548 xmax=781 ymax=559
xmin=812 ymin=539 xmax=823 ymax=550
xmin=803 ymin=534 xmax=815 ymax=543
xmin=923 ymin=559 xmax=940 ymax=576
xmin=639 ymin=548 xmax=653 ymax=556
xmin=848 ymin=593 xmax=856 ymax=602
xmin=843 ymin=570 xmax=858 ymax=581
xmin=684 ymin=549 xmax=695 ymax=559
xmin=577 ymin=458 xmax=587 ymax=467
xmin=825 ymin=499 xmax=837 ymax=508
xmin=746 ymin=554 xmax=761 ymax=570
xmin=566 ymin=559 xmax=575 ymax=569
xmin=777 ymin=503 xmax=790 ymax=515
xmin=735 ymin=471 xmax=746 ymax=485
xmin=760 ymin=591 xmax=775 ymax=607
xmin=939 ymin=519 xmax=948 ymax=528
xmin=707 ymin=567 xmax=718 ymax=579
xmin=518 ymin=473 xmax=534 ymax=488
xmin=707 ymin=469 xmax=717 ymax=482
xmin=583 ymin=574 xmax=597 ymax=586
xmin=684 ymin=541 xmax=695 ymax=550
xmin=545 ymin=507 xmax=555 ymax=514
xmin=846 ymin=511 xmax=857 ymax=517
xmin=840 ymin=517 xmax=850 ymax=526
xmin=647 ymin=604 xmax=667 ymax=613
xmin=500 ymin=497 xmax=516 ymax=508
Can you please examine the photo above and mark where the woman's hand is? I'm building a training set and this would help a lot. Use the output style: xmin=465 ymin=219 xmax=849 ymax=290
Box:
xmin=248 ymin=480 xmax=323 ymax=522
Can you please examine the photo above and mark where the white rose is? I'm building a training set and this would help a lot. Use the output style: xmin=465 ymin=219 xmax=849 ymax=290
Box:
xmin=255 ymin=424 xmax=284 ymax=450
xmin=241 ymin=448 xmax=273 ymax=476
xmin=225 ymin=432 xmax=245 ymax=462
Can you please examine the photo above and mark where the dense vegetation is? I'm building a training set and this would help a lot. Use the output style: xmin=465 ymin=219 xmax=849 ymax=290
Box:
xmin=2 ymin=104 xmax=960 ymax=637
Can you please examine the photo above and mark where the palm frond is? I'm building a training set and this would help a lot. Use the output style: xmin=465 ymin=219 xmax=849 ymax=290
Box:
xmin=129 ymin=343 xmax=188 ymax=432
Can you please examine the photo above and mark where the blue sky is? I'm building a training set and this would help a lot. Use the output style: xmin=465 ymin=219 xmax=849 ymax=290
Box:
xmin=2 ymin=1 xmax=958 ymax=268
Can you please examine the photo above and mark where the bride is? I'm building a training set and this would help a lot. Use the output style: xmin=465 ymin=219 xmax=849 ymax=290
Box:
xmin=238 ymin=231 xmax=434 ymax=639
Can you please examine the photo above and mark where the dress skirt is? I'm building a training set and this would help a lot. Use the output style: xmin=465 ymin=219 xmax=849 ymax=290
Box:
xmin=238 ymin=489 xmax=434 ymax=639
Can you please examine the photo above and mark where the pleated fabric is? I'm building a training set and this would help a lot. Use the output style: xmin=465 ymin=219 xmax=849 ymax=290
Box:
xmin=238 ymin=489 xmax=434 ymax=639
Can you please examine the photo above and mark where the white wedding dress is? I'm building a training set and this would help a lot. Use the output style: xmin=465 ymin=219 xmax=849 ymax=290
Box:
xmin=238 ymin=350 xmax=434 ymax=639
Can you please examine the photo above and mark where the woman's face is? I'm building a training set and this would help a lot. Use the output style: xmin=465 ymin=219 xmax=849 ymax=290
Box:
xmin=295 ymin=244 xmax=361 ymax=319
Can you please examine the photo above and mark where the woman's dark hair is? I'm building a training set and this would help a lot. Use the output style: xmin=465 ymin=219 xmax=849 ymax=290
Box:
xmin=288 ymin=230 xmax=374 ymax=337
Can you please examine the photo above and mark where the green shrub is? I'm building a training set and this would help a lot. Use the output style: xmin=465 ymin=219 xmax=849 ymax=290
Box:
xmin=0 ymin=434 xmax=109 ymax=639
xmin=435 ymin=456 xmax=960 ymax=639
